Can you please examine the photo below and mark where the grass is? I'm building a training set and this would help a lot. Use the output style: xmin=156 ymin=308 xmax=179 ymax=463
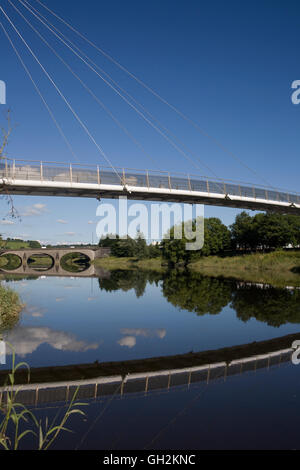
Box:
xmin=189 ymin=250 xmax=300 ymax=287
xmin=0 ymin=349 xmax=87 ymax=450
xmin=0 ymin=285 xmax=23 ymax=332
xmin=1 ymin=241 xmax=30 ymax=250
xmin=94 ymin=256 xmax=166 ymax=272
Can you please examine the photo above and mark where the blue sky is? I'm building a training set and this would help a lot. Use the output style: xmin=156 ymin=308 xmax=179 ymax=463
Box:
xmin=0 ymin=0 xmax=300 ymax=244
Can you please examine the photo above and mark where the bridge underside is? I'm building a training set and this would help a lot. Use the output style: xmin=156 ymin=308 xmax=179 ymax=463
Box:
xmin=2 ymin=180 xmax=300 ymax=215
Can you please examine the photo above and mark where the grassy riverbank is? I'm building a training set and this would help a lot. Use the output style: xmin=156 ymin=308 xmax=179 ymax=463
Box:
xmin=94 ymin=256 xmax=165 ymax=271
xmin=94 ymin=250 xmax=300 ymax=287
xmin=0 ymin=285 xmax=23 ymax=332
xmin=189 ymin=250 xmax=300 ymax=287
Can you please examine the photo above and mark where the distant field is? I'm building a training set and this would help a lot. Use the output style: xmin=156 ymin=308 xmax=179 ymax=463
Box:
xmin=2 ymin=241 xmax=31 ymax=249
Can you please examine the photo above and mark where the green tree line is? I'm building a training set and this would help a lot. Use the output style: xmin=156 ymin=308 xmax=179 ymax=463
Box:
xmin=99 ymin=232 xmax=161 ymax=259
xmin=161 ymin=212 xmax=300 ymax=265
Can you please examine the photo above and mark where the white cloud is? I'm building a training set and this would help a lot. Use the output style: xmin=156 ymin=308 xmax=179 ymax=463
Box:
xmin=4 ymin=326 xmax=99 ymax=356
xmin=118 ymin=336 xmax=136 ymax=348
xmin=64 ymin=232 xmax=75 ymax=236
xmin=0 ymin=220 xmax=14 ymax=225
xmin=120 ymin=328 xmax=166 ymax=339
xmin=57 ymin=219 xmax=68 ymax=224
xmin=118 ymin=328 xmax=166 ymax=348
xmin=22 ymin=203 xmax=47 ymax=217
xmin=24 ymin=306 xmax=47 ymax=318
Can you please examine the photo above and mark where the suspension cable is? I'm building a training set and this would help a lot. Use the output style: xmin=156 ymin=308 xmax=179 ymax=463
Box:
xmin=21 ymin=0 xmax=222 ymax=180
xmin=0 ymin=6 xmax=122 ymax=181
xmin=31 ymin=0 xmax=274 ymax=187
xmin=18 ymin=0 xmax=220 ymax=178
xmin=7 ymin=0 xmax=159 ymax=170
xmin=0 ymin=23 xmax=79 ymax=162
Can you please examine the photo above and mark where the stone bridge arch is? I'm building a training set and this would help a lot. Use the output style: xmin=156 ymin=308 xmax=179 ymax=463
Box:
xmin=0 ymin=247 xmax=110 ymax=275
xmin=26 ymin=252 xmax=55 ymax=271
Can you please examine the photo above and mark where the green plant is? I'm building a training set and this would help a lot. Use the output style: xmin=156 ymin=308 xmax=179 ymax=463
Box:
xmin=0 ymin=347 xmax=87 ymax=450
xmin=0 ymin=285 xmax=23 ymax=333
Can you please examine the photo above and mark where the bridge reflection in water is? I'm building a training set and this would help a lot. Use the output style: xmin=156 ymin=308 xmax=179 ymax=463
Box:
xmin=0 ymin=248 xmax=110 ymax=277
xmin=0 ymin=264 xmax=110 ymax=278
xmin=0 ymin=339 xmax=294 ymax=407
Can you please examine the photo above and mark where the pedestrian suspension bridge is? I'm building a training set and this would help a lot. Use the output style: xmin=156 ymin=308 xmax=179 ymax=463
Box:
xmin=0 ymin=1 xmax=299 ymax=215
xmin=1 ymin=157 xmax=300 ymax=214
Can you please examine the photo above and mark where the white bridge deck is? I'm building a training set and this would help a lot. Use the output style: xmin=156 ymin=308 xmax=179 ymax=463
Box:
xmin=1 ymin=158 xmax=300 ymax=214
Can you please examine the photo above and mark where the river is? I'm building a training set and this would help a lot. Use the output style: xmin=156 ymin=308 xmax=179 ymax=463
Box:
xmin=1 ymin=269 xmax=300 ymax=449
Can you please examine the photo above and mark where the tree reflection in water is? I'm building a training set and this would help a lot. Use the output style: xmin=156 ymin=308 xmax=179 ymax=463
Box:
xmin=162 ymin=270 xmax=232 ymax=316
xmin=98 ymin=270 xmax=161 ymax=298
xmin=231 ymin=285 xmax=300 ymax=327
xmin=98 ymin=269 xmax=300 ymax=327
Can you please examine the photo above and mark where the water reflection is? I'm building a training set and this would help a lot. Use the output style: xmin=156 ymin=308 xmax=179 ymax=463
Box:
xmin=1 ymin=268 xmax=300 ymax=370
xmin=231 ymin=284 xmax=300 ymax=327
xmin=2 ymin=269 xmax=300 ymax=451
xmin=98 ymin=269 xmax=161 ymax=298
xmin=118 ymin=328 xmax=167 ymax=348
xmin=162 ymin=270 xmax=232 ymax=315
xmin=97 ymin=269 xmax=300 ymax=327
xmin=4 ymin=325 xmax=99 ymax=356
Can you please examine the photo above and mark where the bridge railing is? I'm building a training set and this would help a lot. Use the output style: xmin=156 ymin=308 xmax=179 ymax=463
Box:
xmin=0 ymin=157 xmax=299 ymax=204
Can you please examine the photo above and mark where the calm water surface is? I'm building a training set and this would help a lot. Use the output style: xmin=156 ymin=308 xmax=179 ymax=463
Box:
xmin=1 ymin=269 xmax=300 ymax=449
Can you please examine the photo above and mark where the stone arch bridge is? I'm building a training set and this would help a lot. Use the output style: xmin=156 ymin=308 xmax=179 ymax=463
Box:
xmin=0 ymin=247 xmax=110 ymax=276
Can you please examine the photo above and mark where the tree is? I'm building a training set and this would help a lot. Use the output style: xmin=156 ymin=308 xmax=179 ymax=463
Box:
xmin=28 ymin=240 xmax=41 ymax=249
xmin=201 ymin=218 xmax=231 ymax=256
xmin=230 ymin=211 xmax=300 ymax=250
xmin=161 ymin=217 xmax=231 ymax=265
xmin=230 ymin=211 xmax=258 ymax=250
xmin=287 ymin=215 xmax=300 ymax=246
xmin=135 ymin=231 xmax=148 ymax=259
xmin=111 ymin=236 xmax=137 ymax=257
xmin=254 ymin=212 xmax=291 ymax=249
xmin=161 ymin=223 xmax=190 ymax=265
xmin=98 ymin=233 xmax=119 ymax=248
xmin=99 ymin=232 xmax=159 ymax=259
xmin=148 ymin=242 xmax=161 ymax=258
